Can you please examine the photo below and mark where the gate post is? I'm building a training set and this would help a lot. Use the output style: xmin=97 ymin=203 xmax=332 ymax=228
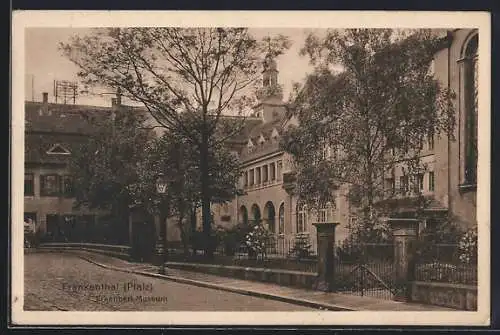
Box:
xmin=388 ymin=218 xmax=418 ymax=302
xmin=313 ymin=222 xmax=340 ymax=292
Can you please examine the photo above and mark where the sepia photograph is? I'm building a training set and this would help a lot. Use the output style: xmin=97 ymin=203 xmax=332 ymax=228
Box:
xmin=11 ymin=11 xmax=490 ymax=326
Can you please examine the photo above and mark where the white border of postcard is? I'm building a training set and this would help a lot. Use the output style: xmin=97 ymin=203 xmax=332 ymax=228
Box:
xmin=11 ymin=10 xmax=491 ymax=326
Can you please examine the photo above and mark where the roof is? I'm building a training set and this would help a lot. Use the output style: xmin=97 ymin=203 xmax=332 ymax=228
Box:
xmin=25 ymin=101 xmax=113 ymax=134
xmin=220 ymin=116 xmax=263 ymax=144
xmin=247 ymin=115 xmax=285 ymax=141
xmin=25 ymin=101 xmax=127 ymax=165
xmin=25 ymin=132 xmax=88 ymax=165
xmin=25 ymin=101 xmax=148 ymax=134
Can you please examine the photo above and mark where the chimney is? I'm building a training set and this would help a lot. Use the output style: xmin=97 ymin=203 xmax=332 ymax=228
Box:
xmin=39 ymin=92 xmax=51 ymax=116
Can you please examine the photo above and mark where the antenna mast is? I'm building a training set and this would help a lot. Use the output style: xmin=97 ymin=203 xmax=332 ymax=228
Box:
xmin=54 ymin=80 xmax=78 ymax=104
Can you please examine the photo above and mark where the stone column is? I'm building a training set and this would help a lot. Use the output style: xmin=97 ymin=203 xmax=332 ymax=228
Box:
xmin=389 ymin=218 xmax=418 ymax=302
xmin=313 ymin=222 xmax=340 ymax=292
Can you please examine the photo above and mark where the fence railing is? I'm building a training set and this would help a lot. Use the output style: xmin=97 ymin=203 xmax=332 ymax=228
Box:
xmin=334 ymin=243 xmax=396 ymax=300
xmin=168 ymin=235 xmax=319 ymax=273
xmin=414 ymin=243 xmax=477 ymax=285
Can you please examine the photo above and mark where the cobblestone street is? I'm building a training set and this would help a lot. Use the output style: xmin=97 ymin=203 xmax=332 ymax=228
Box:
xmin=24 ymin=252 xmax=315 ymax=311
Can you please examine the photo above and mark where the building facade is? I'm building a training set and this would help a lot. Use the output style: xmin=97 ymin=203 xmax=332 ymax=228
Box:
xmin=203 ymin=53 xmax=353 ymax=254
xmin=383 ymin=29 xmax=478 ymax=232
xmin=204 ymin=28 xmax=479 ymax=254
xmin=23 ymin=93 xmax=126 ymax=243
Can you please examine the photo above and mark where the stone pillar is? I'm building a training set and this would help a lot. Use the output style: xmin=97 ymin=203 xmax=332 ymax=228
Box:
xmin=313 ymin=222 xmax=340 ymax=292
xmin=389 ymin=218 xmax=418 ymax=302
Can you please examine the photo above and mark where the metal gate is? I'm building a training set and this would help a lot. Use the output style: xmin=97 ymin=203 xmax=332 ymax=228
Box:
xmin=334 ymin=243 xmax=398 ymax=300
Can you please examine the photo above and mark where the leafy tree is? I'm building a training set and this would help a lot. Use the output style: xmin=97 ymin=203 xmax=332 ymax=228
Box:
xmin=69 ymin=108 xmax=154 ymax=244
xmin=282 ymin=29 xmax=455 ymax=244
xmin=60 ymin=28 xmax=290 ymax=257
xmin=128 ymin=112 xmax=242 ymax=255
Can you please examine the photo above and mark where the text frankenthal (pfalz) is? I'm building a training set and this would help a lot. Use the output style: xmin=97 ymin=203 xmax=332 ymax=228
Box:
xmin=62 ymin=279 xmax=153 ymax=293
xmin=61 ymin=280 xmax=168 ymax=303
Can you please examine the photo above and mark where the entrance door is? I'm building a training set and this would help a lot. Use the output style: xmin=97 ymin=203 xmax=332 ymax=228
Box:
xmin=46 ymin=214 xmax=61 ymax=242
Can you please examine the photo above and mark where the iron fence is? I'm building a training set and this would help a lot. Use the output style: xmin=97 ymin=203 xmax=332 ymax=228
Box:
xmin=414 ymin=243 xmax=477 ymax=285
xmin=334 ymin=243 xmax=396 ymax=300
xmin=168 ymin=235 xmax=318 ymax=273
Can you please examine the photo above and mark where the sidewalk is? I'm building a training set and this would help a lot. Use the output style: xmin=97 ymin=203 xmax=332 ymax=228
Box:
xmin=38 ymin=248 xmax=456 ymax=312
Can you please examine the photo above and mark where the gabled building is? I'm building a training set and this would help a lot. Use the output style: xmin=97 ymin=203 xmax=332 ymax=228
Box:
xmin=23 ymin=93 xmax=137 ymax=244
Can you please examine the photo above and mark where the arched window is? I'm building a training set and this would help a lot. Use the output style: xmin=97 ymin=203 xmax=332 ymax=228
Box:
xmin=296 ymin=203 xmax=307 ymax=233
xmin=460 ymin=33 xmax=478 ymax=187
xmin=251 ymin=204 xmax=261 ymax=224
xmin=239 ymin=206 xmax=249 ymax=225
xmin=264 ymin=201 xmax=276 ymax=233
xmin=278 ymin=203 xmax=285 ymax=234
xmin=318 ymin=206 xmax=328 ymax=223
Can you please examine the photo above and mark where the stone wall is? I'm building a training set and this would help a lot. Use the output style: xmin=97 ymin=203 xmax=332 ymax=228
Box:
xmin=167 ymin=262 xmax=318 ymax=290
xmin=410 ymin=281 xmax=477 ymax=311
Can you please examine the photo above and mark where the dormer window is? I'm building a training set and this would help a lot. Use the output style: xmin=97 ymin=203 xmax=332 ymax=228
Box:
xmin=47 ymin=144 xmax=71 ymax=155
xmin=247 ymin=139 xmax=255 ymax=152
xmin=258 ymin=134 xmax=266 ymax=145
xmin=271 ymin=128 xmax=280 ymax=141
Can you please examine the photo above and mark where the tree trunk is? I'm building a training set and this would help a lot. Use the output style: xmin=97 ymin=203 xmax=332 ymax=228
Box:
xmin=190 ymin=205 xmax=197 ymax=235
xmin=199 ymin=134 xmax=213 ymax=258
xmin=177 ymin=201 xmax=189 ymax=257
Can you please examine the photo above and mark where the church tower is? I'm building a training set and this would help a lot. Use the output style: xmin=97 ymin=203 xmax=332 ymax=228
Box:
xmin=253 ymin=53 xmax=286 ymax=123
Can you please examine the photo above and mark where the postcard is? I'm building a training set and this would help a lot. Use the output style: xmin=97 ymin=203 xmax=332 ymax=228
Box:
xmin=11 ymin=10 xmax=490 ymax=326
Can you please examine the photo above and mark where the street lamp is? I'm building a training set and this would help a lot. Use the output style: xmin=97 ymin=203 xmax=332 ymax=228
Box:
xmin=155 ymin=173 xmax=168 ymax=275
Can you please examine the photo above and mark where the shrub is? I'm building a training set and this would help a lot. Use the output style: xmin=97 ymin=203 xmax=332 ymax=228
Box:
xmin=244 ymin=221 xmax=272 ymax=260
xmin=459 ymin=227 xmax=477 ymax=264
xmin=289 ymin=234 xmax=313 ymax=259
xmin=219 ymin=223 xmax=252 ymax=256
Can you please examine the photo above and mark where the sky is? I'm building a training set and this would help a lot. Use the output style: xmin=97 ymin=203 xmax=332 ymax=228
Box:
xmin=24 ymin=28 xmax=318 ymax=107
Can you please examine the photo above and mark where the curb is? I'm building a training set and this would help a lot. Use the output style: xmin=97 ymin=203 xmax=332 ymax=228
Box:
xmin=36 ymin=248 xmax=355 ymax=311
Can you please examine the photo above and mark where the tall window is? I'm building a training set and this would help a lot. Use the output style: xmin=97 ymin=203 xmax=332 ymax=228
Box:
xmin=385 ymin=177 xmax=395 ymax=195
xmin=270 ymin=163 xmax=276 ymax=181
xmin=40 ymin=174 xmax=60 ymax=196
xmin=278 ymin=203 xmax=285 ymax=234
xmin=296 ymin=203 xmax=307 ymax=233
xmin=249 ymin=169 xmax=254 ymax=186
xmin=400 ymin=175 xmax=409 ymax=195
xmin=262 ymin=165 xmax=268 ymax=182
xmin=427 ymin=132 xmax=435 ymax=151
xmin=244 ymin=171 xmax=248 ymax=187
xmin=412 ymin=174 xmax=424 ymax=194
xmin=462 ymin=34 xmax=479 ymax=186
xmin=24 ymin=173 xmax=34 ymax=196
xmin=256 ymin=168 xmax=261 ymax=185
xmin=429 ymin=171 xmax=435 ymax=192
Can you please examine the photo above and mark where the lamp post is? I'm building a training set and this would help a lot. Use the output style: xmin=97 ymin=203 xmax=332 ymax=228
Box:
xmin=155 ymin=173 xmax=168 ymax=275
